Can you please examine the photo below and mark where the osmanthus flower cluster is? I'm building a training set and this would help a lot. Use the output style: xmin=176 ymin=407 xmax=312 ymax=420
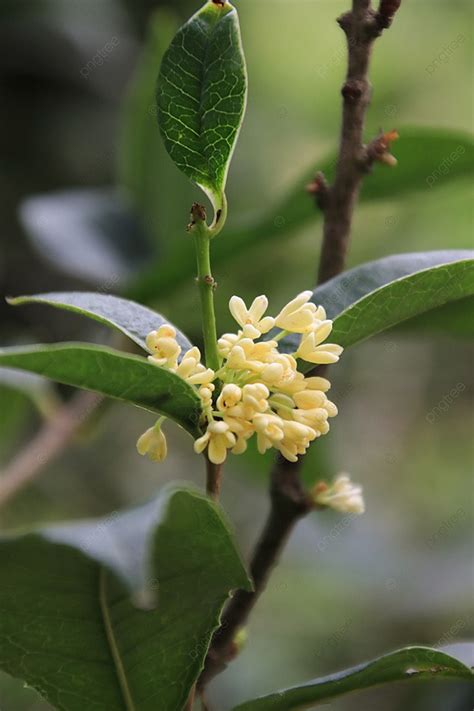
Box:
xmin=137 ymin=290 xmax=345 ymax=466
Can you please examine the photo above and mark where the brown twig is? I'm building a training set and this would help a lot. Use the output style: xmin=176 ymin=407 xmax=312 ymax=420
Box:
xmin=198 ymin=455 xmax=311 ymax=686
xmin=199 ymin=0 xmax=401 ymax=688
xmin=0 ymin=390 xmax=102 ymax=509
xmin=205 ymin=457 xmax=222 ymax=501
xmin=317 ymin=0 xmax=400 ymax=283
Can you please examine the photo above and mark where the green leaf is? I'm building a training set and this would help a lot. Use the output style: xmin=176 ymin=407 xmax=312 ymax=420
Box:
xmin=20 ymin=189 xmax=149 ymax=286
xmin=7 ymin=292 xmax=193 ymax=354
xmin=280 ymin=251 xmax=474 ymax=358
xmin=0 ymin=486 xmax=251 ymax=711
xmin=0 ymin=343 xmax=203 ymax=435
xmin=401 ymin=295 xmax=474 ymax=338
xmin=330 ymin=253 xmax=474 ymax=349
xmin=232 ymin=646 xmax=473 ymax=711
xmin=128 ymin=128 xmax=474 ymax=303
xmin=266 ymin=128 xmax=474 ymax=242
xmin=156 ymin=0 xmax=247 ymax=212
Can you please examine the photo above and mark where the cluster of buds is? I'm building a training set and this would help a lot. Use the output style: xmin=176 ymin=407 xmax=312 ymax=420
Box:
xmin=137 ymin=291 xmax=344 ymax=467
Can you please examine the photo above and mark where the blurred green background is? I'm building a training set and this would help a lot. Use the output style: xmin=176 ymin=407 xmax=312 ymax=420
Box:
xmin=0 ymin=0 xmax=473 ymax=709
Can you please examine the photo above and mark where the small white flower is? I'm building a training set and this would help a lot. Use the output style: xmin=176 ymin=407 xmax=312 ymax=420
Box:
xmin=314 ymin=474 xmax=365 ymax=514
xmin=194 ymin=421 xmax=236 ymax=465
xmin=146 ymin=325 xmax=181 ymax=368
xmin=253 ymin=413 xmax=285 ymax=453
xmin=136 ymin=424 xmax=167 ymax=463
xmin=218 ymin=332 xmax=240 ymax=358
xmin=275 ymin=291 xmax=316 ymax=333
xmin=229 ymin=295 xmax=275 ymax=336
xmin=242 ymin=383 xmax=270 ymax=413
xmin=296 ymin=325 xmax=343 ymax=364
xmin=217 ymin=384 xmax=242 ymax=411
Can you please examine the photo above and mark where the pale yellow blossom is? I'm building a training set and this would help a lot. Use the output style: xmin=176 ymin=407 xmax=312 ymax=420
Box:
xmin=275 ymin=291 xmax=316 ymax=333
xmin=173 ymin=346 xmax=215 ymax=385
xmin=140 ymin=292 xmax=343 ymax=468
xmin=146 ymin=325 xmax=181 ymax=368
xmin=229 ymin=295 xmax=275 ymax=336
xmin=277 ymin=420 xmax=317 ymax=462
xmin=296 ymin=330 xmax=344 ymax=365
xmin=253 ymin=413 xmax=285 ymax=453
xmin=217 ymin=384 xmax=242 ymax=411
xmin=227 ymin=338 xmax=277 ymax=373
xmin=314 ymin=474 xmax=365 ymax=514
xmin=136 ymin=423 xmax=167 ymax=462
xmin=194 ymin=421 xmax=236 ymax=464
xmin=305 ymin=376 xmax=331 ymax=392
xmin=242 ymin=383 xmax=270 ymax=413
xmin=218 ymin=332 xmax=240 ymax=358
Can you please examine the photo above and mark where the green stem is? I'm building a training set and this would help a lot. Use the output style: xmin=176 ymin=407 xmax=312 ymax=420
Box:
xmin=273 ymin=329 xmax=289 ymax=343
xmin=190 ymin=197 xmax=227 ymax=502
xmin=193 ymin=223 xmax=221 ymax=372
xmin=153 ymin=416 xmax=165 ymax=432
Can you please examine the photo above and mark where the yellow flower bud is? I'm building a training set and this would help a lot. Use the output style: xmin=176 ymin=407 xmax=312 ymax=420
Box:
xmin=136 ymin=424 xmax=167 ymax=463
xmin=217 ymin=384 xmax=242 ymax=411
xmin=305 ymin=376 xmax=331 ymax=392
xmin=146 ymin=325 xmax=181 ymax=367
xmin=293 ymin=390 xmax=327 ymax=409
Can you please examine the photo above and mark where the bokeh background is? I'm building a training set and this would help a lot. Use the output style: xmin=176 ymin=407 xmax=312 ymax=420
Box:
xmin=0 ymin=0 xmax=473 ymax=709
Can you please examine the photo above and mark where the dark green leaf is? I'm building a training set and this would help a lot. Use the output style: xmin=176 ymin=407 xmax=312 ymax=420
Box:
xmin=330 ymin=254 xmax=474 ymax=349
xmin=232 ymin=646 xmax=473 ymax=711
xmin=0 ymin=343 xmax=203 ymax=435
xmin=0 ymin=486 xmax=251 ymax=711
xmin=280 ymin=251 xmax=474 ymax=357
xmin=157 ymin=0 xmax=247 ymax=212
xmin=312 ymin=251 xmax=474 ymax=320
xmin=19 ymin=189 xmax=150 ymax=286
xmin=129 ymin=128 xmax=474 ymax=303
xmin=7 ymin=292 xmax=193 ymax=354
